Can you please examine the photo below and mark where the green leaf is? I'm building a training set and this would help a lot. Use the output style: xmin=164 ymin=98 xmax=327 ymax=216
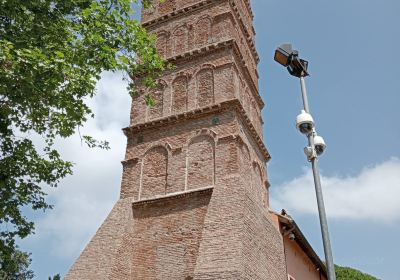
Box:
xmin=144 ymin=94 xmax=155 ymax=107
xmin=0 ymin=0 xmax=166 ymax=277
xmin=54 ymin=51 xmax=65 ymax=58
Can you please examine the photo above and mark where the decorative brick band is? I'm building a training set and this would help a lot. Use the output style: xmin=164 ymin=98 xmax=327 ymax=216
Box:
xmin=228 ymin=0 xmax=259 ymax=63
xmin=142 ymin=0 xmax=218 ymax=27
xmin=132 ymin=186 xmax=214 ymax=207
xmin=242 ymin=0 xmax=254 ymax=18
xmin=164 ymin=38 xmax=263 ymax=108
xmin=142 ymin=0 xmax=259 ymax=63
xmin=123 ymin=99 xmax=271 ymax=161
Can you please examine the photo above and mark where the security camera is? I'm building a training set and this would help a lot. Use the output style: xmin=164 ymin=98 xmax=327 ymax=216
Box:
xmin=314 ymin=135 xmax=326 ymax=156
xmin=296 ymin=110 xmax=314 ymax=135
xmin=289 ymin=233 xmax=295 ymax=240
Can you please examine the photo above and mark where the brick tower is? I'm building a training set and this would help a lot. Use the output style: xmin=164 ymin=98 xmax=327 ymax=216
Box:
xmin=66 ymin=1 xmax=287 ymax=279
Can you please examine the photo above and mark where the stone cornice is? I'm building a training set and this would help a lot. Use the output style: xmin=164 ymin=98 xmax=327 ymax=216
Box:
xmin=142 ymin=0 xmax=259 ymax=64
xmin=243 ymin=0 xmax=254 ymax=19
xmin=142 ymin=0 xmax=218 ymax=27
xmin=132 ymin=186 xmax=214 ymax=207
xmin=123 ymin=99 xmax=271 ymax=161
xmin=164 ymin=39 xmax=264 ymax=109
xmin=121 ymin=157 xmax=139 ymax=166
xmin=228 ymin=0 xmax=259 ymax=63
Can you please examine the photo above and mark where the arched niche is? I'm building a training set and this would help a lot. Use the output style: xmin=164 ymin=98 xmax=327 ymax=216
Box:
xmin=238 ymin=139 xmax=252 ymax=184
xmin=216 ymin=135 xmax=240 ymax=175
xmin=196 ymin=66 xmax=214 ymax=108
xmin=252 ymin=161 xmax=263 ymax=187
xmin=252 ymin=161 xmax=268 ymax=208
xmin=187 ymin=135 xmax=215 ymax=190
xmin=239 ymin=139 xmax=251 ymax=167
xmin=172 ymin=25 xmax=188 ymax=56
xmin=131 ymin=89 xmax=147 ymax=124
xmin=120 ymin=159 xmax=140 ymax=200
xmin=251 ymin=101 xmax=258 ymax=129
xmin=172 ymin=75 xmax=188 ymax=114
xmin=212 ymin=13 xmax=231 ymax=41
xmin=147 ymin=80 xmax=166 ymax=121
xmin=194 ymin=16 xmax=211 ymax=47
xmin=244 ymin=89 xmax=251 ymax=115
xmin=141 ymin=146 xmax=168 ymax=199
xmin=156 ymin=31 xmax=169 ymax=58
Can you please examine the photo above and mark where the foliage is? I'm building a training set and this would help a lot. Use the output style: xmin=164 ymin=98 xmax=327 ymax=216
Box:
xmin=0 ymin=0 xmax=166 ymax=277
xmin=48 ymin=274 xmax=60 ymax=280
xmin=335 ymin=265 xmax=379 ymax=280
xmin=0 ymin=248 xmax=34 ymax=279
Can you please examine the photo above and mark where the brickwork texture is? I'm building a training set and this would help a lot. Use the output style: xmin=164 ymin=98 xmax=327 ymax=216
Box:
xmin=66 ymin=1 xmax=287 ymax=279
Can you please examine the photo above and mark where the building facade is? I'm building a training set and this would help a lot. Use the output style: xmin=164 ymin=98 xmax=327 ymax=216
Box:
xmin=66 ymin=1 xmax=326 ymax=279
xmin=270 ymin=210 xmax=328 ymax=280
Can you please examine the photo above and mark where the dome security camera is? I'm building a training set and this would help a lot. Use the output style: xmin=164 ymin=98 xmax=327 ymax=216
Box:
xmin=296 ymin=110 xmax=314 ymax=135
xmin=289 ymin=233 xmax=295 ymax=240
xmin=314 ymin=135 xmax=326 ymax=156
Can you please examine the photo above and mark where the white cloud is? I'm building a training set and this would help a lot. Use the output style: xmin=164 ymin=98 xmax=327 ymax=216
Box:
xmin=23 ymin=72 xmax=131 ymax=259
xmin=21 ymin=71 xmax=399 ymax=270
xmin=271 ymin=158 xmax=400 ymax=222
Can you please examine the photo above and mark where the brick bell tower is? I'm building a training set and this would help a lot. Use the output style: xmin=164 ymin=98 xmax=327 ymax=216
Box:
xmin=66 ymin=0 xmax=287 ymax=279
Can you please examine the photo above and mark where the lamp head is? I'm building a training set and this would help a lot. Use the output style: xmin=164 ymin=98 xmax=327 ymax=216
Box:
xmin=274 ymin=44 xmax=294 ymax=67
xmin=274 ymin=43 xmax=309 ymax=78
xmin=287 ymin=57 xmax=309 ymax=78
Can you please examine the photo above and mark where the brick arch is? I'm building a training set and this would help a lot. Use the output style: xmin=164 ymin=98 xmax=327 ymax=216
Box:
xmin=120 ymin=158 xmax=140 ymax=200
xmin=233 ymin=66 xmax=241 ymax=100
xmin=131 ymin=89 xmax=147 ymax=124
xmin=238 ymin=138 xmax=251 ymax=166
xmin=187 ymin=134 xmax=215 ymax=190
xmin=172 ymin=24 xmax=188 ymax=55
xmin=172 ymin=74 xmax=189 ymax=114
xmin=194 ymin=16 xmax=212 ymax=47
xmin=155 ymin=31 xmax=170 ymax=58
xmin=252 ymin=161 xmax=268 ymax=208
xmin=212 ymin=13 xmax=232 ymax=40
xmin=244 ymin=89 xmax=251 ymax=115
xmin=238 ymin=138 xmax=252 ymax=186
xmin=141 ymin=146 xmax=168 ymax=199
xmin=251 ymin=101 xmax=257 ymax=122
xmin=252 ymin=161 xmax=263 ymax=186
xmin=147 ymin=79 xmax=166 ymax=121
xmin=237 ymin=77 xmax=245 ymax=103
xmin=251 ymin=100 xmax=259 ymax=132
xmin=195 ymin=65 xmax=214 ymax=108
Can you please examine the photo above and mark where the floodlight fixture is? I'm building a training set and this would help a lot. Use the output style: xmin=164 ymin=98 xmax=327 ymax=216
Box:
xmin=274 ymin=43 xmax=309 ymax=78
xmin=274 ymin=44 xmax=336 ymax=280
xmin=288 ymin=56 xmax=309 ymax=78
xmin=274 ymin=43 xmax=294 ymax=67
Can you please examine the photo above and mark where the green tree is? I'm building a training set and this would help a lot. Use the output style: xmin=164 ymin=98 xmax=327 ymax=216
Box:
xmin=48 ymin=273 xmax=60 ymax=280
xmin=0 ymin=0 xmax=166 ymax=277
xmin=0 ymin=249 xmax=33 ymax=279
xmin=335 ymin=265 xmax=379 ymax=280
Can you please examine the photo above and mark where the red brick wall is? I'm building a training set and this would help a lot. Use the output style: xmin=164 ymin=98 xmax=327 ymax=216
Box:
xmin=66 ymin=0 xmax=287 ymax=279
xmin=141 ymin=146 xmax=168 ymax=199
xmin=128 ymin=191 xmax=212 ymax=280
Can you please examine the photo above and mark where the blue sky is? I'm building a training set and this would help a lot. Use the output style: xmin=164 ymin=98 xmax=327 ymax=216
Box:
xmin=20 ymin=1 xmax=400 ymax=279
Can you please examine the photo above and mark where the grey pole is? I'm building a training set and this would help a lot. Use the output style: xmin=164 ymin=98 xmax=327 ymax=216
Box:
xmin=299 ymin=77 xmax=336 ymax=280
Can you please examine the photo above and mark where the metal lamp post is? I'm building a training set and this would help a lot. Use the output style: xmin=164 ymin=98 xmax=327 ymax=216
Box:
xmin=274 ymin=44 xmax=336 ymax=280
